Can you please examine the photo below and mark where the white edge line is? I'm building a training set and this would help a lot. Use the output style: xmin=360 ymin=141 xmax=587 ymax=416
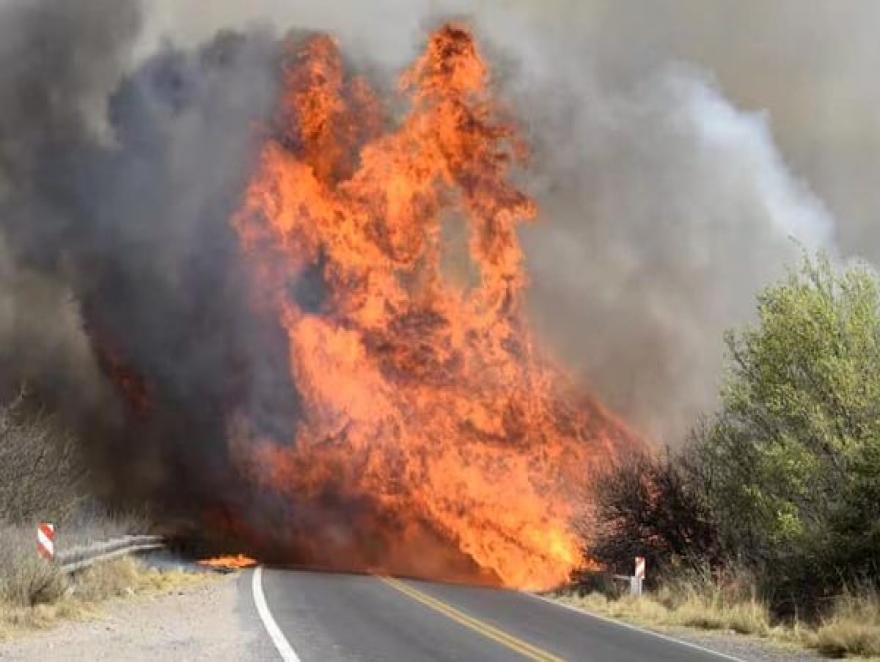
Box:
xmin=525 ymin=593 xmax=746 ymax=662
xmin=252 ymin=566 xmax=302 ymax=662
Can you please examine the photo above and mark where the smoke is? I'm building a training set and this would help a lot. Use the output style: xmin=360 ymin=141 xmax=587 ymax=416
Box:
xmin=473 ymin=2 xmax=874 ymax=441
xmin=0 ymin=0 xmax=286 ymax=510
xmin=515 ymin=64 xmax=835 ymax=440
xmin=135 ymin=0 xmax=876 ymax=443
xmin=474 ymin=1 xmax=876 ymax=439
xmin=0 ymin=0 xmax=875 ymax=529
xmin=0 ymin=0 xmax=141 ymax=424
xmin=513 ymin=0 xmax=880 ymax=264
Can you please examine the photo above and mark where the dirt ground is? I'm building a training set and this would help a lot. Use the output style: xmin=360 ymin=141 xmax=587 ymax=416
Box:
xmin=0 ymin=573 xmax=276 ymax=661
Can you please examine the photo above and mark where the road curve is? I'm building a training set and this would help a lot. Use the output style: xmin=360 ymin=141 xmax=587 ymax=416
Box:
xmin=251 ymin=567 xmax=741 ymax=662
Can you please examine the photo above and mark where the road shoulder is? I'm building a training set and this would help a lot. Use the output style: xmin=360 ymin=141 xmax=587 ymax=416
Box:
xmin=0 ymin=573 xmax=275 ymax=661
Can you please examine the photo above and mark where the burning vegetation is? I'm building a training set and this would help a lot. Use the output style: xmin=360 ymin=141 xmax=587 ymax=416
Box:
xmin=197 ymin=554 xmax=257 ymax=571
xmin=226 ymin=24 xmax=638 ymax=590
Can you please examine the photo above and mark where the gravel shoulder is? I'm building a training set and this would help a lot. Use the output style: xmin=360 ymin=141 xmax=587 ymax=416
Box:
xmin=663 ymin=627 xmax=823 ymax=662
xmin=548 ymin=597 xmax=823 ymax=662
xmin=0 ymin=572 xmax=275 ymax=661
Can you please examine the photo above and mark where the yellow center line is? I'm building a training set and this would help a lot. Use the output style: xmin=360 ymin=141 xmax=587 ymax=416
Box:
xmin=381 ymin=577 xmax=566 ymax=662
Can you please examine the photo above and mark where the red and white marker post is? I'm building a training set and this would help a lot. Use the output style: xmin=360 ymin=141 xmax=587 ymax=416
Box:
xmin=37 ymin=522 xmax=55 ymax=562
xmin=635 ymin=556 xmax=646 ymax=580
xmin=631 ymin=556 xmax=646 ymax=596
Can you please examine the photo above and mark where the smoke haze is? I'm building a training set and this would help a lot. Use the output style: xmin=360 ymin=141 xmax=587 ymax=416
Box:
xmin=0 ymin=0 xmax=876 ymax=518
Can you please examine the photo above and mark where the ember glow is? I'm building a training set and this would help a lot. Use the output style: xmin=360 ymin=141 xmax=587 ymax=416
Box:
xmin=230 ymin=23 xmax=637 ymax=590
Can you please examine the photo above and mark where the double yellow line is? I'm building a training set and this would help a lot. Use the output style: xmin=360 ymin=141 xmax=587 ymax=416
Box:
xmin=381 ymin=577 xmax=565 ymax=662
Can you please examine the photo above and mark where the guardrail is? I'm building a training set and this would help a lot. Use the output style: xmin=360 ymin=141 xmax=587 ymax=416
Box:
xmin=56 ymin=535 xmax=166 ymax=574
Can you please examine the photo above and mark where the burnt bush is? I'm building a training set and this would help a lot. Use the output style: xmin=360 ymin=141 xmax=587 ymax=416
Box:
xmin=584 ymin=445 xmax=721 ymax=582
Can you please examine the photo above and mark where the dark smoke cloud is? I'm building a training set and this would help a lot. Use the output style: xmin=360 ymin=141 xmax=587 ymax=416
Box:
xmin=0 ymin=0 xmax=142 ymax=424
xmin=0 ymin=0 xmax=290 ymax=514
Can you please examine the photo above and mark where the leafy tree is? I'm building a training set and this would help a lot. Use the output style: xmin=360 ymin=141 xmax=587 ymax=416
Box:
xmin=697 ymin=254 xmax=880 ymax=602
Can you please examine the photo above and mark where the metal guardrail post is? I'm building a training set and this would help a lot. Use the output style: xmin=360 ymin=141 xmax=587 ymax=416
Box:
xmin=629 ymin=576 xmax=643 ymax=596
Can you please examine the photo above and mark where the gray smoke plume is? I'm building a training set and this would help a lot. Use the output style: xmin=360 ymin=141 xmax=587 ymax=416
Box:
xmin=518 ymin=68 xmax=834 ymax=440
xmin=0 ymin=0 xmax=875 ymax=538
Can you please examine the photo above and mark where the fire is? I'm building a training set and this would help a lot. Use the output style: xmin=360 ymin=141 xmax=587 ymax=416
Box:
xmin=230 ymin=23 xmax=637 ymax=590
xmin=198 ymin=554 xmax=258 ymax=570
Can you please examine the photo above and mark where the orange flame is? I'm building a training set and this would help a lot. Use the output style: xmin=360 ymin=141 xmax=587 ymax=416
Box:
xmin=197 ymin=554 xmax=257 ymax=570
xmin=230 ymin=23 xmax=637 ymax=590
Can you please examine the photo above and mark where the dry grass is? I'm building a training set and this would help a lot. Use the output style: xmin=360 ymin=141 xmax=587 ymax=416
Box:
xmin=653 ymin=571 xmax=772 ymax=636
xmin=555 ymin=576 xmax=880 ymax=659
xmin=0 ymin=555 xmax=205 ymax=640
xmin=813 ymin=589 xmax=880 ymax=658
xmin=0 ymin=524 xmax=68 ymax=609
xmin=0 ymin=391 xmax=191 ymax=641
xmin=559 ymin=586 xmax=771 ymax=636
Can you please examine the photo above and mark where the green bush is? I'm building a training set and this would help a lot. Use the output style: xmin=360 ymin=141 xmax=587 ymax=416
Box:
xmin=702 ymin=254 xmax=880 ymax=605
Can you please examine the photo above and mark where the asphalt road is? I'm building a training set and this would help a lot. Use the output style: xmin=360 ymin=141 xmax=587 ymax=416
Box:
xmin=251 ymin=567 xmax=741 ymax=662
